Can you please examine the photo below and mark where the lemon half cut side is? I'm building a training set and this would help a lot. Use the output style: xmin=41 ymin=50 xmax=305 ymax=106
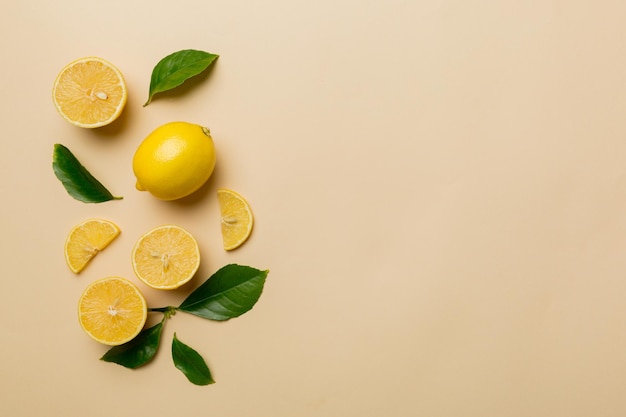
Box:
xmin=52 ymin=56 xmax=128 ymax=128
xmin=78 ymin=276 xmax=147 ymax=346
xmin=131 ymin=225 xmax=200 ymax=290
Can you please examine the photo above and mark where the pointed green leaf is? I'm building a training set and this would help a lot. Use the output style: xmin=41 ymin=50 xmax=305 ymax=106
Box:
xmin=101 ymin=322 xmax=163 ymax=369
xmin=172 ymin=333 xmax=214 ymax=385
xmin=144 ymin=49 xmax=219 ymax=106
xmin=52 ymin=144 xmax=122 ymax=203
xmin=178 ymin=264 xmax=268 ymax=321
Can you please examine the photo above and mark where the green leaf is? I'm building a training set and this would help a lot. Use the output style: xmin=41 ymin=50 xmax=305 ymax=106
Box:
xmin=178 ymin=264 xmax=268 ymax=321
xmin=100 ymin=322 xmax=163 ymax=369
xmin=144 ymin=49 xmax=219 ymax=106
xmin=172 ymin=333 xmax=214 ymax=385
xmin=52 ymin=144 xmax=122 ymax=203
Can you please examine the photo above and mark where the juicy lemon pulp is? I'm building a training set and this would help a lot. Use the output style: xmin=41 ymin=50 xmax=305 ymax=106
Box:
xmin=52 ymin=57 xmax=127 ymax=128
xmin=131 ymin=225 xmax=200 ymax=290
xmin=217 ymin=188 xmax=254 ymax=250
xmin=78 ymin=277 xmax=147 ymax=346
xmin=132 ymin=122 xmax=216 ymax=200
xmin=64 ymin=218 xmax=121 ymax=273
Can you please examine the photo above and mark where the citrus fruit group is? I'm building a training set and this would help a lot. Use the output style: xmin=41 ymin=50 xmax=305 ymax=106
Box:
xmin=64 ymin=218 xmax=121 ymax=273
xmin=132 ymin=121 xmax=216 ymax=200
xmin=131 ymin=225 xmax=200 ymax=290
xmin=78 ymin=276 xmax=147 ymax=346
xmin=52 ymin=57 xmax=128 ymax=128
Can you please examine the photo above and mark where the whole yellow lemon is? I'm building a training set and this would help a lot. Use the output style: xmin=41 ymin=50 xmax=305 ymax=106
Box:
xmin=132 ymin=121 xmax=216 ymax=200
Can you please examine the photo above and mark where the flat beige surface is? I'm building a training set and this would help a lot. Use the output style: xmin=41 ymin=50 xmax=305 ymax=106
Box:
xmin=2 ymin=0 xmax=626 ymax=416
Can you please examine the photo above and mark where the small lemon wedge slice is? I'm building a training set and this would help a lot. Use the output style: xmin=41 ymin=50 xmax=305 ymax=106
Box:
xmin=64 ymin=218 xmax=121 ymax=274
xmin=217 ymin=188 xmax=254 ymax=251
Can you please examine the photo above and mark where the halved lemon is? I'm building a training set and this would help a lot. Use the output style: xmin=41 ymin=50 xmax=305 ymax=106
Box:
xmin=131 ymin=225 xmax=200 ymax=290
xmin=216 ymin=188 xmax=254 ymax=250
xmin=78 ymin=276 xmax=147 ymax=346
xmin=52 ymin=56 xmax=128 ymax=128
xmin=64 ymin=218 xmax=121 ymax=274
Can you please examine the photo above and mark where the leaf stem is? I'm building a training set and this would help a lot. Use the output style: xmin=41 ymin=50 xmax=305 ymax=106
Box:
xmin=149 ymin=306 xmax=178 ymax=319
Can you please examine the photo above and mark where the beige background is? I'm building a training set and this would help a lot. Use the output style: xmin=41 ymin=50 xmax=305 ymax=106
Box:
xmin=2 ymin=0 xmax=626 ymax=416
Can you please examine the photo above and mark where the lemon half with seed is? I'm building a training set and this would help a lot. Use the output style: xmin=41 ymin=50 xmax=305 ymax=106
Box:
xmin=131 ymin=225 xmax=200 ymax=290
xmin=52 ymin=57 xmax=128 ymax=128
xmin=217 ymin=188 xmax=254 ymax=250
xmin=78 ymin=276 xmax=147 ymax=346
xmin=64 ymin=218 xmax=121 ymax=274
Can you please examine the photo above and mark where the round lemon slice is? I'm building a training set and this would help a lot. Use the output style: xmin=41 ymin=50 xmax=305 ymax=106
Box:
xmin=216 ymin=188 xmax=254 ymax=250
xmin=131 ymin=225 xmax=200 ymax=290
xmin=64 ymin=218 xmax=121 ymax=274
xmin=78 ymin=276 xmax=147 ymax=346
xmin=52 ymin=56 xmax=128 ymax=128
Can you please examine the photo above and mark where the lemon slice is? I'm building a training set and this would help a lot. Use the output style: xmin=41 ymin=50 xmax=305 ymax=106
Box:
xmin=64 ymin=218 xmax=121 ymax=274
xmin=217 ymin=188 xmax=254 ymax=250
xmin=52 ymin=56 xmax=128 ymax=128
xmin=78 ymin=276 xmax=147 ymax=346
xmin=131 ymin=225 xmax=200 ymax=290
